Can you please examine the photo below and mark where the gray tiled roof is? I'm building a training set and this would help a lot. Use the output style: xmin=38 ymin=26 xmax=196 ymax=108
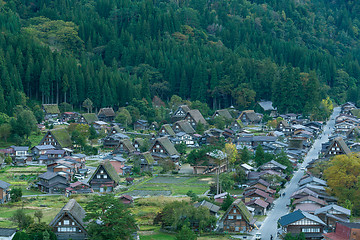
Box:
xmin=314 ymin=204 xmax=351 ymax=216
xmin=0 ymin=228 xmax=17 ymax=237
xmin=0 ymin=180 xmax=11 ymax=190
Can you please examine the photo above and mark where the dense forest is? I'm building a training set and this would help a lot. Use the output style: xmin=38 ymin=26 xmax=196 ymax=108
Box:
xmin=1 ymin=0 xmax=360 ymax=116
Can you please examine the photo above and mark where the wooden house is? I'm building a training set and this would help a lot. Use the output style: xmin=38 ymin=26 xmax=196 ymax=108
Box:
xmin=323 ymin=222 xmax=360 ymax=240
xmin=230 ymin=120 xmax=243 ymax=132
xmin=49 ymin=199 xmax=88 ymax=240
xmin=346 ymin=127 xmax=360 ymax=140
xmin=39 ymin=129 xmax=72 ymax=150
xmin=133 ymin=138 xmax=145 ymax=152
xmin=171 ymin=105 xmax=191 ymax=122
xmin=0 ymin=228 xmax=17 ymax=239
xmin=66 ymin=181 xmax=93 ymax=194
xmin=212 ymin=109 xmax=233 ymax=120
xmin=89 ymin=160 xmax=121 ymax=192
xmin=237 ymin=110 xmax=261 ymax=125
xmin=0 ymin=180 xmax=11 ymax=204
xmin=42 ymin=104 xmax=60 ymax=120
xmin=119 ymin=195 xmax=134 ymax=205
xmin=150 ymin=137 xmax=179 ymax=160
xmin=278 ymin=210 xmax=326 ymax=239
xmin=37 ymin=171 xmax=69 ymax=193
xmin=245 ymin=199 xmax=269 ymax=215
xmin=293 ymin=196 xmax=327 ymax=213
xmin=134 ymin=120 xmax=148 ymax=130
xmin=314 ymin=204 xmax=351 ymax=230
xmin=97 ymin=108 xmax=115 ymax=122
xmin=109 ymin=125 xmax=123 ymax=135
xmin=243 ymin=189 xmax=274 ymax=205
xmin=103 ymin=132 xmax=130 ymax=148
xmin=149 ymin=121 xmax=159 ymax=131
xmin=158 ymin=124 xmax=176 ymax=137
xmin=194 ymin=200 xmax=220 ymax=216
xmin=324 ymin=137 xmax=351 ymax=158
xmin=184 ymin=109 xmax=207 ymax=129
xmin=173 ymin=120 xmax=196 ymax=135
xmin=114 ymin=139 xmax=136 ymax=154
xmin=259 ymin=160 xmax=287 ymax=173
xmin=79 ymin=113 xmax=98 ymax=125
xmin=140 ymin=152 xmax=154 ymax=172
xmin=219 ymin=199 xmax=255 ymax=233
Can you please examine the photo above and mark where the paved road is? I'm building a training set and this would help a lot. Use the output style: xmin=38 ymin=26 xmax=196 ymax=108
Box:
xmin=253 ymin=107 xmax=341 ymax=240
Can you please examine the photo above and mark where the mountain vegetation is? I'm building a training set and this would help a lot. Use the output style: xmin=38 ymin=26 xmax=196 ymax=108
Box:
xmin=0 ymin=0 xmax=360 ymax=117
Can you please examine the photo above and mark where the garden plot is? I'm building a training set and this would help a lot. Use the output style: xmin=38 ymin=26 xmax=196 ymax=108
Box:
xmin=127 ymin=190 xmax=172 ymax=196
xmin=132 ymin=176 xmax=213 ymax=196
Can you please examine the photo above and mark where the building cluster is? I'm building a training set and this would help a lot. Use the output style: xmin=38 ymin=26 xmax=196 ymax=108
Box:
xmin=277 ymin=102 xmax=360 ymax=240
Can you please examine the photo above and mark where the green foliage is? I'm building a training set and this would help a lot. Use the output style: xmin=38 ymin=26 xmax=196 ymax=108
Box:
xmin=11 ymin=209 xmax=34 ymax=230
xmin=115 ymin=108 xmax=132 ymax=126
xmin=221 ymin=194 xmax=234 ymax=211
xmin=11 ymin=110 xmax=37 ymax=139
xmin=154 ymin=201 xmax=216 ymax=232
xmin=284 ymin=232 xmax=306 ymax=240
xmin=84 ymin=194 xmax=137 ymax=240
xmin=5 ymin=156 xmax=12 ymax=165
xmin=175 ymin=143 xmax=187 ymax=155
xmin=0 ymin=123 xmax=12 ymax=142
xmin=219 ymin=173 xmax=234 ymax=191
xmin=34 ymin=210 xmax=43 ymax=223
xmin=176 ymin=224 xmax=197 ymax=240
xmin=10 ymin=187 xmax=22 ymax=202
xmin=233 ymin=166 xmax=247 ymax=184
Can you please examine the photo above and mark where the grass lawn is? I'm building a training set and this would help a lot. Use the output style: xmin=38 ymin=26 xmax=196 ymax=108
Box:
xmin=28 ymin=132 xmax=46 ymax=148
xmin=140 ymin=233 xmax=175 ymax=240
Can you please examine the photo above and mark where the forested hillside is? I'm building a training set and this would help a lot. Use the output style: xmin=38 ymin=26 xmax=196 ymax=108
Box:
xmin=1 ymin=0 xmax=360 ymax=116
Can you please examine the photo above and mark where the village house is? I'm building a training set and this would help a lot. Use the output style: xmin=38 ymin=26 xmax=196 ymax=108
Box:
xmin=133 ymin=138 xmax=145 ymax=152
xmin=293 ymin=196 xmax=328 ymax=213
xmin=212 ymin=109 xmax=233 ymax=120
xmin=134 ymin=120 xmax=148 ymax=130
xmin=230 ymin=120 xmax=243 ymax=132
xmin=314 ymin=204 xmax=351 ymax=230
xmin=245 ymin=199 xmax=269 ymax=215
xmin=39 ymin=129 xmax=72 ymax=150
xmin=66 ymin=181 xmax=93 ymax=195
xmin=158 ymin=124 xmax=176 ymax=137
xmin=37 ymin=171 xmax=69 ymax=193
xmin=235 ymin=135 xmax=277 ymax=149
xmin=194 ymin=200 xmax=220 ymax=216
xmin=114 ymin=139 xmax=136 ymax=154
xmin=184 ymin=109 xmax=207 ymax=128
xmin=49 ymin=199 xmax=88 ymax=240
xmin=149 ymin=137 xmax=179 ymax=160
xmin=89 ymin=160 xmax=121 ymax=192
xmin=237 ymin=110 xmax=261 ymax=125
xmin=324 ymin=137 xmax=351 ymax=158
xmin=0 ymin=180 xmax=11 ymax=204
xmin=97 ymin=107 xmax=115 ymax=122
xmin=149 ymin=121 xmax=159 ymax=131
xmin=78 ymin=113 xmax=98 ymax=125
xmin=172 ymin=120 xmax=196 ymax=135
xmin=219 ymin=199 xmax=256 ymax=233
xmin=42 ymin=104 xmax=60 ymax=120
xmin=243 ymin=189 xmax=274 ymax=205
xmin=139 ymin=152 xmax=154 ymax=172
xmin=299 ymin=176 xmax=327 ymax=187
xmin=61 ymin=112 xmax=80 ymax=122
xmin=323 ymin=222 xmax=360 ymax=240
xmin=0 ymin=228 xmax=17 ymax=240
xmin=174 ymin=132 xmax=195 ymax=146
xmin=119 ymin=195 xmax=134 ymax=205
xmin=109 ymin=125 xmax=124 ymax=135
xmin=171 ymin=105 xmax=191 ymax=122
xmin=278 ymin=210 xmax=326 ymax=239
xmin=346 ymin=127 xmax=360 ymax=140
xmin=32 ymin=145 xmax=56 ymax=157
xmin=259 ymin=160 xmax=287 ymax=172
xmin=103 ymin=132 xmax=130 ymax=148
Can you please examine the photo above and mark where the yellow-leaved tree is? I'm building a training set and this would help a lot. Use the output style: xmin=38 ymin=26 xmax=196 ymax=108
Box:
xmin=224 ymin=143 xmax=238 ymax=171
xmin=324 ymin=153 xmax=360 ymax=203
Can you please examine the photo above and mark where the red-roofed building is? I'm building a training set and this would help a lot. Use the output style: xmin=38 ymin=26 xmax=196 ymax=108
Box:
xmin=66 ymin=181 xmax=93 ymax=195
xmin=243 ymin=189 xmax=274 ymax=205
xmin=119 ymin=195 xmax=133 ymax=205
xmin=109 ymin=160 xmax=125 ymax=175
xmin=323 ymin=222 xmax=360 ymax=240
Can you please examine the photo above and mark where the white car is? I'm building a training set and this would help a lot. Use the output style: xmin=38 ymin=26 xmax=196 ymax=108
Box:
xmin=300 ymin=167 xmax=306 ymax=171
xmin=74 ymin=174 xmax=84 ymax=180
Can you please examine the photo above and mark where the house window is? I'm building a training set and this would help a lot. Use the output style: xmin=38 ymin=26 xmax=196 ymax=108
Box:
xmin=72 ymin=222 xmax=75 ymax=225
xmin=97 ymin=175 xmax=101 ymax=179
xmin=236 ymin=215 xmax=242 ymax=220
xmin=302 ymin=228 xmax=320 ymax=233
xmin=228 ymin=215 xmax=234 ymax=220
xmin=156 ymin=145 xmax=160 ymax=148
xmin=160 ymin=149 xmax=163 ymax=153
xmin=104 ymin=175 xmax=107 ymax=179
xmin=100 ymin=170 xmax=104 ymax=174
xmin=233 ymin=209 xmax=236 ymax=213
xmin=64 ymin=220 xmax=70 ymax=225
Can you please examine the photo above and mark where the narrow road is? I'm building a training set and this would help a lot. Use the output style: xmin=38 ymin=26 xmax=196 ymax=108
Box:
xmin=253 ymin=107 xmax=341 ymax=240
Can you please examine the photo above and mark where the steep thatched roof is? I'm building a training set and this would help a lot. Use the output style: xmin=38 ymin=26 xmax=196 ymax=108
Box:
xmin=119 ymin=139 xmax=136 ymax=153
xmin=154 ymin=137 xmax=179 ymax=156
xmin=238 ymin=110 xmax=261 ymax=123
xmin=49 ymin=199 xmax=87 ymax=232
xmin=159 ymin=124 xmax=176 ymax=137
xmin=42 ymin=104 xmax=60 ymax=114
xmin=221 ymin=199 xmax=253 ymax=224
xmin=142 ymin=152 xmax=154 ymax=164
xmin=90 ymin=160 xmax=121 ymax=184
xmin=50 ymin=128 xmax=72 ymax=148
xmin=213 ymin=109 xmax=233 ymax=120
xmin=98 ymin=108 xmax=115 ymax=117
xmin=186 ymin=110 xmax=207 ymax=125
xmin=82 ymin=113 xmax=98 ymax=124
xmin=174 ymin=120 xmax=195 ymax=134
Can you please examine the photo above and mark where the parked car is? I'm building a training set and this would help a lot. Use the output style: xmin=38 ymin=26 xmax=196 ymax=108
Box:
xmin=74 ymin=174 xmax=84 ymax=180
